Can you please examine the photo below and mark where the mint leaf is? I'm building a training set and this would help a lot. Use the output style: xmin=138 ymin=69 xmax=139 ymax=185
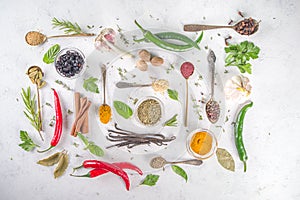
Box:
xmin=19 ymin=130 xmax=39 ymax=151
xmin=171 ymin=165 xmax=188 ymax=182
xmin=83 ymin=77 xmax=99 ymax=93
xmin=43 ymin=44 xmax=60 ymax=64
xmin=141 ymin=174 xmax=159 ymax=186
xmin=167 ymin=89 xmax=179 ymax=101
xmin=113 ymin=101 xmax=133 ymax=119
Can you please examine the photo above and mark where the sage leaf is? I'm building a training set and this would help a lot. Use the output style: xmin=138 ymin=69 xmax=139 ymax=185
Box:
xmin=43 ymin=44 xmax=60 ymax=64
xmin=83 ymin=77 xmax=99 ymax=93
xmin=87 ymin=143 xmax=104 ymax=157
xmin=171 ymin=165 xmax=188 ymax=182
xmin=216 ymin=148 xmax=235 ymax=172
xmin=113 ymin=101 xmax=133 ymax=119
xmin=141 ymin=174 xmax=159 ymax=186
xmin=54 ymin=152 xmax=69 ymax=178
xmin=19 ymin=130 xmax=39 ymax=151
xmin=37 ymin=152 xmax=62 ymax=166
xmin=167 ymin=89 xmax=179 ymax=101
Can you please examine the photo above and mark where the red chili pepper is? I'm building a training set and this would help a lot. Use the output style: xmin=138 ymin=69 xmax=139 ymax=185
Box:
xmin=38 ymin=88 xmax=63 ymax=153
xmin=71 ymin=160 xmax=131 ymax=190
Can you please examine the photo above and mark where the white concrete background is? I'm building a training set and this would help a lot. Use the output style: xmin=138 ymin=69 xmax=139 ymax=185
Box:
xmin=0 ymin=0 xmax=299 ymax=199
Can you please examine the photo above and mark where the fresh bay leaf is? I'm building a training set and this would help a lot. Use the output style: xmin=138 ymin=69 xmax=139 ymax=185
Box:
xmin=54 ymin=152 xmax=69 ymax=178
xmin=83 ymin=77 xmax=99 ymax=93
xmin=171 ymin=165 xmax=188 ymax=182
xmin=37 ymin=152 xmax=62 ymax=166
xmin=43 ymin=44 xmax=60 ymax=64
xmin=167 ymin=89 xmax=179 ymax=101
xmin=141 ymin=174 xmax=159 ymax=186
xmin=216 ymin=148 xmax=235 ymax=172
xmin=113 ymin=101 xmax=133 ymax=119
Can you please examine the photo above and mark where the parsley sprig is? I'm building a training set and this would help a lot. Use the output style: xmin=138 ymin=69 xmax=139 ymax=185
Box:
xmin=19 ymin=130 xmax=40 ymax=151
xmin=225 ymin=41 xmax=260 ymax=74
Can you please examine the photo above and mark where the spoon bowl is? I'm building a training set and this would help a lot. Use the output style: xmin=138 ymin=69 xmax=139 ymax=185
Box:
xmin=150 ymin=156 xmax=203 ymax=169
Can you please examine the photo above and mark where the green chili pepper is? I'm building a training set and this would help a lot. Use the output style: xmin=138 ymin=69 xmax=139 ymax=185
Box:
xmin=234 ymin=101 xmax=253 ymax=172
xmin=134 ymin=20 xmax=201 ymax=52
xmin=134 ymin=31 xmax=203 ymax=51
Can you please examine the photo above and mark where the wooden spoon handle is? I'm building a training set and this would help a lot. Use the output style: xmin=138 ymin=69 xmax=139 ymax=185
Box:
xmin=184 ymin=24 xmax=233 ymax=32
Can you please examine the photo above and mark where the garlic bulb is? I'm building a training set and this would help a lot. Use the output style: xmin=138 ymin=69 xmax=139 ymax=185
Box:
xmin=224 ymin=75 xmax=252 ymax=102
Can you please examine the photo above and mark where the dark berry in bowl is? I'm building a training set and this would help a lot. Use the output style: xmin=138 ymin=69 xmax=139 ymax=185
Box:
xmin=54 ymin=48 xmax=86 ymax=79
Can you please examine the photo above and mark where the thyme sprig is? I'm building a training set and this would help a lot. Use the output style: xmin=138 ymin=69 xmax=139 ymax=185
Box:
xmin=21 ymin=87 xmax=43 ymax=141
xmin=52 ymin=18 xmax=85 ymax=35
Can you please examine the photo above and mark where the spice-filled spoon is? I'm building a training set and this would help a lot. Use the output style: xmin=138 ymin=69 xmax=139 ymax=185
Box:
xmin=25 ymin=31 xmax=95 ymax=46
xmin=180 ymin=62 xmax=195 ymax=127
xmin=150 ymin=156 xmax=203 ymax=169
xmin=206 ymin=50 xmax=220 ymax=124
xmin=115 ymin=79 xmax=169 ymax=92
xmin=184 ymin=18 xmax=259 ymax=36
xmin=98 ymin=65 xmax=112 ymax=124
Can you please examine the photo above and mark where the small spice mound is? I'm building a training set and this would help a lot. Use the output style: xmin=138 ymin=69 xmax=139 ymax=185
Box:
xmin=25 ymin=31 xmax=45 ymax=46
xmin=152 ymin=79 xmax=169 ymax=92
xmin=137 ymin=99 xmax=162 ymax=125
xmin=190 ymin=131 xmax=213 ymax=155
xmin=234 ymin=18 xmax=259 ymax=36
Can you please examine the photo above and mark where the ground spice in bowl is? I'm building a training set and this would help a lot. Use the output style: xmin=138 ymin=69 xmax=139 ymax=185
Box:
xmin=136 ymin=98 xmax=162 ymax=126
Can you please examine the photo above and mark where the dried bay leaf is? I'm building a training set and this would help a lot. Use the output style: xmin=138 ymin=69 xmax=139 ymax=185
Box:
xmin=216 ymin=148 xmax=235 ymax=172
xmin=54 ymin=152 xmax=69 ymax=178
xmin=37 ymin=152 xmax=62 ymax=166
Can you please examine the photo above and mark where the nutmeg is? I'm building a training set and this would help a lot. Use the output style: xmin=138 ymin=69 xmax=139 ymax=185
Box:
xmin=136 ymin=60 xmax=148 ymax=71
xmin=138 ymin=49 xmax=151 ymax=62
xmin=150 ymin=56 xmax=164 ymax=66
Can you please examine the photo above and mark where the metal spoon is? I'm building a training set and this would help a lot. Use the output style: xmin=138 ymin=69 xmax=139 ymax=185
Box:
xmin=98 ymin=65 xmax=111 ymax=124
xmin=25 ymin=31 xmax=95 ymax=46
xmin=150 ymin=156 xmax=203 ymax=169
xmin=116 ymin=79 xmax=169 ymax=92
xmin=205 ymin=50 xmax=220 ymax=124
xmin=184 ymin=18 xmax=259 ymax=35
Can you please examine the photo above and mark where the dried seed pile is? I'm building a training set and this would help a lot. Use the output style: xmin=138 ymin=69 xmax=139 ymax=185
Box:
xmin=137 ymin=99 xmax=162 ymax=125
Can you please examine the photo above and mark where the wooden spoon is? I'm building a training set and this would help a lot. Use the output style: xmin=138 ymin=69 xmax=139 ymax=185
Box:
xmin=98 ymin=65 xmax=111 ymax=124
xmin=25 ymin=31 xmax=95 ymax=46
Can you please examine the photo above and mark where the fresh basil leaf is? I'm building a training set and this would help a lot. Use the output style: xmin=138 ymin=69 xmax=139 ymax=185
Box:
xmin=141 ymin=174 xmax=159 ymax=186
xmin=113 ymin=101 xmax=133 ymax=119
xmin=171 ymin=165 xmax=188 ymax=182
xmin=83 ymin=77 xmax=99 ymax=93
xmin=87 ymin=143 xmax=104 ymax=157
xmin=43 ymin=44 xmax=60 ymax=64
xmin=19 ymin=130 xmax=39 ymax=151
xmin=216 ymin=148 xmax=235 ymax=172
xmin=167 ymin=89 xmax=179 ymax=101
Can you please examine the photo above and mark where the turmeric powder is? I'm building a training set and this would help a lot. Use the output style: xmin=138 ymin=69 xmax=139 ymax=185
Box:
xmin=190 ymin=131 xmax=213 ymax=156
xmin=99 ymin=104 xmax=111 ymax=124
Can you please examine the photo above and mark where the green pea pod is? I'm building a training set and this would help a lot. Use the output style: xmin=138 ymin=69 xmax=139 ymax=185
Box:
xmin=134 ymin=20 xmax=200 ymax=52
xmin=234 ymin=101 xmax=253 ymax=172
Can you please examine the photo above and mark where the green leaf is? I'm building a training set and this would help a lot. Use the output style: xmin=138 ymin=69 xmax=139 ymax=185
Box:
xmin=83 ymin=77 xmax=99 ymax=93
xmin=43 ymin=44 xmax=60 ymax=64
xmin=216 ymin=148 xmax=235 ymax=172
xmin=113 ymin=101 xmax=133 ymax=119
xmin=167 ymin=89 xmax=179 ymax=101
xmin=141 ymin=174 xmax=159 ymax=186
xmin=171 ymin=165 xmax=188 ymax=182
xmin=87 ymin=143 xmax=104 ymax=157
xmin=19 ymin=130 xmax=39 ymax=151
xmin=164 ymin=114 xmax=178 ymax=127
xmin=77 ymin=132 xmax=89 ymax=146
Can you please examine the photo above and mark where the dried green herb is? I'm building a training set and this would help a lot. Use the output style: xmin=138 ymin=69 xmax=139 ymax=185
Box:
xmin=54 ymin=152 xmax=69 ymax=178
xmin=37 ymin=152 xmax=62 ymax=166
xmin=164 ymin=114 xmax=178 ymax=127
xmin=18 ymin=130 xmax=39 ymax=151
xmin=216 ymin=148 xmax=235 ymax=172
xmin=171 ymin=165 xmax=188 ymax=182
xmin=43 ymin=44 xmax=60 ymax=64
xmin=113 ymin=101 xmax=133 ymax=119
xmin=83 ymin=77 xmax=99 ymax=93
xmin=141 ymin=174 xmax=159 ymax=186
xmin=167 ymin=89 xmax=179 ymax=101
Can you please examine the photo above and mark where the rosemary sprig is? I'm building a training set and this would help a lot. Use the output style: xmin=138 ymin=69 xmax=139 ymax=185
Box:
xmin=52 ymin=17 xmax=84 ymax=34
xmin=21 ymin=87 xmax=43 ymax=141
xmin=164 ymin=114 xmax=178 ymax=127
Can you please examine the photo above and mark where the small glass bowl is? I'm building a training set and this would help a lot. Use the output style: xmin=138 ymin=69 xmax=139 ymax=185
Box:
xmin=134 ymin=96 xmax=165 ymax=128
xmin=186 ymin=128 xmax=218 ymax=160
xmin=54 ymin=47 xmax=86 ymax=79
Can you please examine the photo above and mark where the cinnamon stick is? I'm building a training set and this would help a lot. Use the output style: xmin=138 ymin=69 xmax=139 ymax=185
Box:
xmin=70 ymin=99 xmax=90 ymax=136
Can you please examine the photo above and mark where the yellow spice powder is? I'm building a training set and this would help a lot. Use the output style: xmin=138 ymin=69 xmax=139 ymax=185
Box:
xmin=190 ymin=131 xmax=213 ymax=155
